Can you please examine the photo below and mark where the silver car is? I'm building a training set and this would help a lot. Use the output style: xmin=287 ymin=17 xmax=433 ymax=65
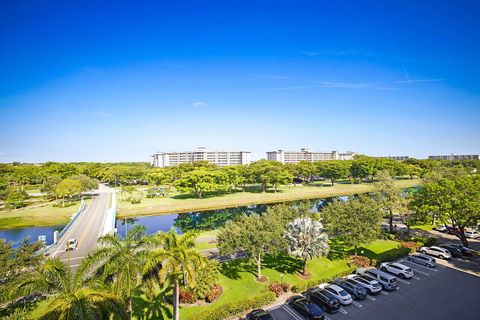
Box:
xmin=406 ymin=253 xmax=436 ymax=268
xmin=380 ymin=262 xmax=414 ymax=279
xmin=346 ymin=274 xmax=382 ymax=295
xmin=419 ymin=246 xmax=451 ymax=259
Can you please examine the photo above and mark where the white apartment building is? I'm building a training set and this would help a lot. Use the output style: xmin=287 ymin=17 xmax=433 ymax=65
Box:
xmin=375 ymin=156 xmax=410 ymax=161
xmin=266 ymin=148 xmax=355 ymax=164
xmin=428 ymin=154 xmax=479 ymax=161
xmin=151 ymin=147 xmax=252 ymax=167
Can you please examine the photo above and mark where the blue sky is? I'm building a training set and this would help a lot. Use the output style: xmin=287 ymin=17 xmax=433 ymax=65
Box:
xmin=0 ymin=0 xmax=479 ymax=162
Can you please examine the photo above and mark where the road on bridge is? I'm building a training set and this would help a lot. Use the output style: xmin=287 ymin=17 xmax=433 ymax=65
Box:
xmin=48 ymin=184 xmax=114 ymax=268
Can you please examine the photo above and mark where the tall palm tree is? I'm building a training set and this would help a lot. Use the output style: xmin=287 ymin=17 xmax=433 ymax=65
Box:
xmin=143 ymin=229 xmax=203 ymax=320
xmin=285 ymin=217 xmax=330 ymax=275
xmin=17 ymin=258 xmax=126 ymax=320
xmin=78 ymin=225 xmax=151 ymax=320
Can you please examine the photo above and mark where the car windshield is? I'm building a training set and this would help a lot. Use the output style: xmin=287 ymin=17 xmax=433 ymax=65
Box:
xmin=339 ymin=289 xmax=349 ymax=296
xmin=306 ymin=302 xmax=323 ymax=314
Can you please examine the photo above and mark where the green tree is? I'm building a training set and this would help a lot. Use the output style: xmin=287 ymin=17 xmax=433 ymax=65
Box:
xmin=350 ymin=155 xmax=375 ymax=183
xmin=409 ymin=175 xmax=480 ymax=247
xmin=285 ymin=217 xmax=330 ymax=275
xmin=217 ymin=211 xmax=287 ymax=279
xmin=143 ymin=230 xmax=203 ymax=320
xmin=71 ymin=174 xmax=99 ymax=192
xmin=55 ymin=178 xmax=83 ymax=206
xmin=174 ymin=169 xmax=225 ymax=198
xmin=295 ymin=161 xmax=316 ymax=184
xmin=318 ymin=161 xmax=350 ymax=186
xmin=372 ymin=170 xmax=404 ymax=233
xmin=321 ymin=196 xmax=383 ymax=255
xmin=4 ymin=188 xmax=29 ymax=209
xmin=249 ymin=160 xmax=292 ymax=192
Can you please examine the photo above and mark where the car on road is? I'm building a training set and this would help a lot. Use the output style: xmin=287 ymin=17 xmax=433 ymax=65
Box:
xmin=419 ymin=246 xmax=452 ymax=259
xmin=434 ymin=224 xmax=447 ymax=232
xmin=65 ymin=238 xmax=77 ymax=251
xmin=438 ymin=244 xmax=463 ymax=257
xmin=465 ymin=229 xmax=480 ymax=239
xmin=304 ymin=288 xmax=340 ymax=314
xmin=447 ymin=243 xmax=476 ymax=256
xmin=406 ymin=253 xmax=436 ymax=267
xmin=287 ymin=295 xmax=325 ymax=320
xmin=318 ymin=283 xmax=353 ymax=305
xmin=332 ymin=278 xmax=368 ymax=300
xmin=356 ymin=268 xmax=398 ymax=290
xmin=346 ymin=274 xmax=382 ymax=295
xmin=246 ymin=309 xmax=273 ymax=320
xmin=380 ymin=262 xmax=414 ymax=279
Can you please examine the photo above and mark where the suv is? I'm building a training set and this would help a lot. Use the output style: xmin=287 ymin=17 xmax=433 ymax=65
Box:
xmin=438 ymin=244 xmax=462 ymax=257
xmin=465 ymin=229 xmax=480 ymax=239
xmin=419 ymin=246 xmax=452 ymax=259
xmin=287 ymin=295 xmax=325 ymax=320
xmin=304 ymin=288 xmax=340 ymax=314
xmin=246 ymin=309 xmax=273 ymax=320
xmin=406 ymin=253 xmax=436 ymax=267
xmin=332 ymin=278 xmax=367 ymax=300
xmin=346 ymin=274 xmax=382 ymax=295
xmin=65 ymin=238 xmax=77 ymax=251
xmin=356 ymin=268 xmax=398 ymax=291
xmin=447 ymin=243 xmax=476 ymax=256
xmin=380 ymin=262 xmax=414 ymax=279
xmin=318 ymin=284 xmax=353 ymax=305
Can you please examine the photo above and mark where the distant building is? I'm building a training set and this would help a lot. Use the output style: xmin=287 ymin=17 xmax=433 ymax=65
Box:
xmin=428 ymin=154 xmax=479 ymax=161
xmin=375 ymin=156 xmax=410 ymax=161
xmin=266 ymin=148 xmax=355 ymax=164
xmin=151 ymin=147 xmax=251 ymax=167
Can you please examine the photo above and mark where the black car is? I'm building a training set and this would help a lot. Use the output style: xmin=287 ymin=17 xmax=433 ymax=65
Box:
xmin=333 ymin=278 xmax=368 ymax=300
xmin=438 ymin=244 xmax=462 ymax=257
xmin=246 ymin=309 xmax=273 ymax=320
xmin=447 ymin=243 xmax=476 ymax=256
xmin=287 ymin=295 xmax=325 ymax=320
xmin=305 ymin=288 xmax=340 ymax=314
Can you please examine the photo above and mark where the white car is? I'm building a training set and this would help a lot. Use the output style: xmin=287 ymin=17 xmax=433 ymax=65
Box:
xmin=318 ymin=283 xmax=353 ymax=305
xmin=380 ymin=262 xmax=414 ymax=279
xmin=65 ymin=238 xmax=78 ymax=251
xmin=346 ymin=274 xmax=382 ymax=295
xmin=465 ymin=229 xmax=480 ymax=239
xmin=434 ymin=224 xmax=447 ymax=232
xmin=419 ymin=246 xmax=451 ymax=259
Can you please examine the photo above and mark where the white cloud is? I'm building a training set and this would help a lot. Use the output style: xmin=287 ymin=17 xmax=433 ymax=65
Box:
xmin=92 ymin=112 xmax=112 ymax=117
xmin=395 ymin=78 xmax=444 ymax=84
xmin=192 ymin=102 xmax=207 ymax=108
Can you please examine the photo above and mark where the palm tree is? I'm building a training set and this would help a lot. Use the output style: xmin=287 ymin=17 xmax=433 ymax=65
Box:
xmin=17 ymin=258 xmax=126 ymax=320
xmin=285 ymin=217 xmax=330 ymax=275
xmin=143 ymin=229 xmax=203 ymax=320
xmin=79 ymin=225 xmax=151 ymax=319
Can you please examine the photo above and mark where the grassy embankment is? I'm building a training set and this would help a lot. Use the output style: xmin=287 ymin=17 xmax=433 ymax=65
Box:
xmin=117 ymin=179 xmax=420 ymax=218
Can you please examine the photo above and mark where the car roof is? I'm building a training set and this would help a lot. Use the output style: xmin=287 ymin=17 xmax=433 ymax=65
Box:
xmin=389 ymin=262 xmax=408 ymax=269
xmin=327 ymin=284 xmax=344 ymax=292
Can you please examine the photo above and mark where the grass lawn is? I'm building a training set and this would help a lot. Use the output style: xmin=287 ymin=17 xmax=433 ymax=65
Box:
xmin=117 ymin=179 xmax=420 ymax=218
xmin=411 ymin=223 xmax=435 ymax=231
xmin=0 ymin=203 xmax=79 ymax=229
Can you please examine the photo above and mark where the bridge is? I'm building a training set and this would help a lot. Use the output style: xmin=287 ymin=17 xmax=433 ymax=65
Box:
xmin=46 ymin=184 xmax=117 ymax=268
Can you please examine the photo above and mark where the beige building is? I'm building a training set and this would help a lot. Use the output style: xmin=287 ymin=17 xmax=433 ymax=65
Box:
xmin=428 ymin=154 xmax=479 ymax=161
xmin=152 ymin=147 xmax=251 ymax=167
xmin=266 ymin=148 xmax=355 ymax=164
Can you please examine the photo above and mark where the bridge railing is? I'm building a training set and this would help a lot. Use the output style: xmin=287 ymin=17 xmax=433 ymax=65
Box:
xmin=102 ymin=191 xmax=117 ymax=236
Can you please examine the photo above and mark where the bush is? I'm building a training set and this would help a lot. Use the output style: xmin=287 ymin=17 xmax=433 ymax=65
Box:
xmin=376 ymin=247 xmax=410 ymax=263
xmin=268 ymin=282 xmax=284 ymax=297
xmin=291 ymin=267 xmax=356 ymax=293
xmin=280 ymin=282 xmax=291 ymax=293
xmin=179 ymin=287 xmax=197 ymax=304
xmin=195 ymin=291 xmax=276 ymax=320
xmin=400 ymin=242 xmax=420 ymax=253
xmin=424 ymin=237 xmax=437 ymax=246
xmin=205 ymin=284 xmax=222 ymax=303
xmin=348 ymin=255 xmax=372 ymax=268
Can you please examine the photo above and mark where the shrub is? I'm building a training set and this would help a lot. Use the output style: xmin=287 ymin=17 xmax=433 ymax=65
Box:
xmin=179 ymin=287 xmax=197 ymax=304
xmin=424 ymin=237 xmax=437 ymax=247
xmin=376 ymin=247 xmax=410 ymax=263
xmin=280 ymin=282 xmax=291 ymax=293
xmin=195 ymin=291 xmax=276 ymax=320
xmin=348 ymin=255 xmax=372 ymax=268
xmin=291 ymin=267 xmax=356 ymax=293
xmin=268 ymin=282 xmax=284 ymax=297
xmin=205 ymin=284 xmax=222 ymax=303
xmin=400 ymin=242 xmax=420 ymax=253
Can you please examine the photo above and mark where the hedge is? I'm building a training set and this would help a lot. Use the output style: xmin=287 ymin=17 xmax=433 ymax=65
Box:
xmin=291 ymin=267 xmax=356 ymax=293
xmin=193 ymin=291 xmax=276 ymax=320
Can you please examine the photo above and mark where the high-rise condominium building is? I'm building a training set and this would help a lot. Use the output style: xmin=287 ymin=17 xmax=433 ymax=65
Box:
xmin=266 ymin=148 xmax=355 ymax=164
xmin=428 ymin=154 xmax=479 ymax=161
xmin=151 ymin=147 xmax=252 ymax=167
xmin=375 ymin=156 xmax=410 ymax=161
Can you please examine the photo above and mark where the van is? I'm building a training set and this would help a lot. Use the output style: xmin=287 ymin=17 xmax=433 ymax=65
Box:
xmin=406 ymin=253 xmax=436 ymax=268
xmin=356 ymin=268 xmax=398 ymax=291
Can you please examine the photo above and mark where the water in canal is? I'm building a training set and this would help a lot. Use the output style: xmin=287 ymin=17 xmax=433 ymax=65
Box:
xmin=0 ymin=225 xmax=64 ymax=246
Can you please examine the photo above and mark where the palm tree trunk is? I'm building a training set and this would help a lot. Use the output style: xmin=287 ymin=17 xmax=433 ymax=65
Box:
xmin=257 ymin=253 xmax=262 ymax=278
xmin=173 ymin=281 xmax=180 ymax=320
xmin=303 ymin=257 xmax=308 ymax=275
xmin=127 ymin=296 xmax=132 ymax=320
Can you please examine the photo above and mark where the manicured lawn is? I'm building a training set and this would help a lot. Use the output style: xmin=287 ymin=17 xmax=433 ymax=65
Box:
xmin=117 ymin=179 xmax=420 ymax=218
xmin=411 ymin=223 xmax=435 ymax=231
xmin=0 ymin=203 xmax=78 ymax=229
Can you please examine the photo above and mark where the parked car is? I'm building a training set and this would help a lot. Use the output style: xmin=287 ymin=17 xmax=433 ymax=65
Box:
xmin=346 ymin=274 xmax=382 ymax=295
xmin=419 ymin=246 xmax=452 ymax=259
xmin=446 ymin=225 xmax=459 ymax=235
xmin=356 ymin=268 xmax=398 ymax=291
xmin=246 ymin=309 xmax=273 ymax=320
xmin=406 ymin=253 xmax=436 ymax=267
xmin=447 ymin=243 xmax=476 ymax=256
xmin=332 ymin=278 xmax=368 ymax=300
xmin=438 ymin=244 xmax=462 ymax=257
xmin=287 ymin=295 xmax=325 ymax=320
xmin=434 ymin=224 xmax=447 ymax=232
xmin=65 ymin=238 xmax=77 ymax=251
xmin=465 ymin=229 xmax=480 ymax=239
xmin=304 ymin=288 xmax=340 ymax=314
xmin=318 ymin=284 xmax=353 ymax=305
xmin=379 ymin=262 xmax=414 ymax=279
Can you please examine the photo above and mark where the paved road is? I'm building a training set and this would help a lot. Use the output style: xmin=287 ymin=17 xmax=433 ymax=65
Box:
xmin=48 ymin=185 xmax=113 ymax=268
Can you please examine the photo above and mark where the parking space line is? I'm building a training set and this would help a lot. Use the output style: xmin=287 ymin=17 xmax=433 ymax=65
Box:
xmin=339 ymin=307 xmax=348 ymax=314
xmin=352 ymin=301 xmax=362 ymax=307
xmin=396 ymin=278 xmax=410 ymax=285
xmin=282 ymin=305 xmax=303 ymax=320
xmin=402 ymin=261 xmax=437 ymax=272
xmin=367 ymin=295 xmax=376 ymax=301
xmin=325 ymin=316 xmax=332 ymax=320
xmin=413 ymin=276 xmax=421 ymax=280
xmin=381 ymin=291 xmax=389 ymax=295
xmin=396 ymin=287 xmax=400 ymax=290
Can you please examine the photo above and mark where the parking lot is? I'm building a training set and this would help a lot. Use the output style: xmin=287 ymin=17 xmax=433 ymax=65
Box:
xmin=267 ymin=258 xmax=480 ymax=320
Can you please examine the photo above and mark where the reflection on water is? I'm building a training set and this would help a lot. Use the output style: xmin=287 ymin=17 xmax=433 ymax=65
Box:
xmin=0 ymin=225 xmax=64 ymax=246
